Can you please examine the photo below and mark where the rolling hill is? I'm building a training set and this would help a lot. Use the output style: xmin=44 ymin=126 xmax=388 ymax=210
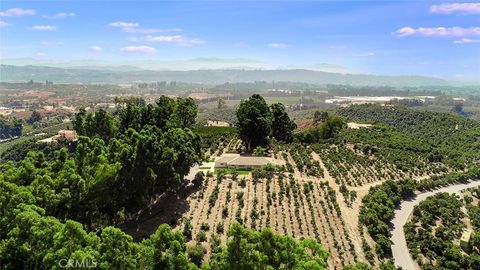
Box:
xmin=0 ymin=64 xmax=456 ymax=87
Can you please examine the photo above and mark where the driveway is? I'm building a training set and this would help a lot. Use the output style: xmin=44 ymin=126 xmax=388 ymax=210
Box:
xmin=390 ymin=180 xmax=480 ymax=270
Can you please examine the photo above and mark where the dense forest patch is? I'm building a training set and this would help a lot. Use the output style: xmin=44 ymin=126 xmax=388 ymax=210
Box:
xmin=404 ymin=191 xmax=480 ymax=269
xmin=0 ymin=117 xmax=22 ymax=139
xmin=337 ymin=104 xmax=480 ymax=169
xmin=359 ymin=167 xmax=480 ymax=264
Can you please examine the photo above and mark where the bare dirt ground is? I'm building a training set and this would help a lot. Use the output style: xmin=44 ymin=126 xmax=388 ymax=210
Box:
xmin=311 ymin=152 xmax=366 ymax=263
xmin=121 ymin=142 xmax=455 ymax=269
xmin=176 ymin=153 xmax=359 ymax=269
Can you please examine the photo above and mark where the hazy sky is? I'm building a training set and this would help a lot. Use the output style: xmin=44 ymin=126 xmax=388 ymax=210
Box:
xmin=1 ymin=1 xmax=479 ymax=79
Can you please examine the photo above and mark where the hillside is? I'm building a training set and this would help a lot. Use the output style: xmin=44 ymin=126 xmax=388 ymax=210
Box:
xmin=0 ymin=64 xmax=454 ymax=87
xmin=2 ymin=97 xmax=480 ymax=269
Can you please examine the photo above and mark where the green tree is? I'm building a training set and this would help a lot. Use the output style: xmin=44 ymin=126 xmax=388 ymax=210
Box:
xmin=270 ymin=103 xmax=296 ymax=143
xmin=187 ymin=244 xmax=205 ymax=267
xmin=236 ymin=94 xmax=272 ymax=151
xmin=253 ymin=146 xmax=267 ymax=156
xmin=344 ymin=262 xmax=372 ymax=270
xmin=313 ymin=111 xmax=328 ymax=124
xmin=174 ymin=97 xmax=198 ymax=128
xmin=217 ymin=98 xmax=226 ymax=109
xmin=154 ymin=95 xmax=175 ymax=129
xmin=73 ymin=108 xmax=87 ymax=135
xmin=98 ymin=227 xmax=139 ymax=269
xmin=28 ymin=110 xmax=42 ymax=124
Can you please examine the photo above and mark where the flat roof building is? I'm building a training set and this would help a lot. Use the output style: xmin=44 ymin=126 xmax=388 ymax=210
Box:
xmin=215 ymin=154 xmax=272 ymax=170
xmin=460 ymin=229 xmax=472 ymax=249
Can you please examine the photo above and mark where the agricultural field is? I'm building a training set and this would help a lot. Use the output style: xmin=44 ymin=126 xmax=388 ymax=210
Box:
xmin=180 ymin=150 xmax=358 ymax=269
xmin=404 ymin=188 xmax=480 ymax=269
xmin=2 ymin=93 xmax=480 ymax=270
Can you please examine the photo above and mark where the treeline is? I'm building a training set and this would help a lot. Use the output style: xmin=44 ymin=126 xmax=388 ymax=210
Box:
xmin=0 ymin=136 xmax=73 ymax=162
xmin=0 ymin=96 xmax=202 ymax=230
xmin=337 ymin=104 xmax=480 ymax=168
xmin=0 ymin=182 xmax=331 ymax=270
xmin=359 ymin=179 xmax=417 ymax=258
xmin=0 ymin=117 xmax=22 ymax=139
xmin=359 ymin=166 xmax=480 ymax=261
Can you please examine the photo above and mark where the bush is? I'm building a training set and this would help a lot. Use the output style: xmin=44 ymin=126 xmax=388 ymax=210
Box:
xmin=196 ymin=230 xmax=207 ymax=242
xmin=187 ymin=244 xmax=205 ymax=266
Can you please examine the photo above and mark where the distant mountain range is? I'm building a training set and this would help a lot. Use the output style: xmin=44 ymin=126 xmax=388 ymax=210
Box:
xmin=0 ymin=64 xmax=466 ymax=87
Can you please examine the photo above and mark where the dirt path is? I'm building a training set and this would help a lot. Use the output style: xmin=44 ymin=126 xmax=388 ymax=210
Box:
xmin=311 ymin=152 xmax=365 ymax=262
xmin=391 ymin=180 xmax=480 ymax=270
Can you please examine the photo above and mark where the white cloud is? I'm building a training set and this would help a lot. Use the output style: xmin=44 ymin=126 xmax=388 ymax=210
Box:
xmin=130 ymin=35 xmax=205 ymax=47
xmin=120 ymin=45 xmax=157 ymax=53
xmin=354 ymin=52 xmax=375 ymax=57
xmin=394 ymin=26 xmax=480 ymax=37
xmin=109 ymin=21 xmax=139 ymax=28
xmin=43 ymin=12 xmax=75 ymax=19
xmin=109 ymin=21 xmax=179 ymax=33
xmin=454 ymin=38 xmax=480 ymax=44
xmin=41 ymin=41 xmax=63 ymax=45
xmin=0 ymin=20 xmax=10 ymax=27
xmin=31 ymin=25 xmax=56 ymax=31
xmin=267 ymin=43 xmax=290 ymax=48
xmin=89 ymin=45 xmax=103 ymax=52
xmin=430 ymin=3 xmax=480 ymax=14
xmin=122 ymin=27 xmax=181 ymax=34
xmin=0 ymin=8 xmax=35 ymax=17
xmin=35 ymin=52 xmax=47 ymax=57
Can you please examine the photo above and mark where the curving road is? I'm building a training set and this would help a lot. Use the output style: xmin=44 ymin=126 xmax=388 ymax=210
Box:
xmin=391 ymin=181 xmax=480 ymax=270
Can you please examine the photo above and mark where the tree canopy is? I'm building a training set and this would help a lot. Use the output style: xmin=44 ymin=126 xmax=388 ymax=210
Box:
xmin=271 ymin=103 xmax=297 ymax=143
xmin=236 ymin=94 xmax=296 ymax=150
xmin=236 ymin=94 xmax=273 ymax=151
xmin=0 ymin=117 xmax=22 ymax=139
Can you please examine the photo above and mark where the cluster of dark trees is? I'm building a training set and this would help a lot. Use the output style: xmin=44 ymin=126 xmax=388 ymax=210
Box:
xmin=359 ymin=179 xmax=417 ymax=258
xmin=27 ymin=110 xmax=42 ymax=125
xmin=297 ymin=115 xmax=346 ymax=143
xmin=236 ymin=94 xmax=296 ymax=151
xmin=0 ymin=136 xmax=73 ymax=162
xmin=360 ymin=167 xmax=480 ymax=261
xmin=1 ymin=96 xmax=203 ymax=232
xmin=194 ymin=126 xmax=236 ymax=153
xmin=0 ymin=188 xmax=332 ymax=270
xmin=341 ymin=124 xmax=438 ymax=173
xmin=405 ymin=193 xmax=480 ymax=269
xmin=337 ymin=104 xmax=480 ymax=169
xmin=0 ymin=117 xmax=22 ymax=139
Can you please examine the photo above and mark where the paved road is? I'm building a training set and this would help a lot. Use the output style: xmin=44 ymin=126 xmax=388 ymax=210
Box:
xmin=391 ymin=181 xmax=480 ymax=270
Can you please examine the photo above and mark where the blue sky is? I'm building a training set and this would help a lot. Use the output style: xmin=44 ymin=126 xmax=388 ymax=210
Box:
xmin=0 ymin=1 xmax=479 ymax=80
